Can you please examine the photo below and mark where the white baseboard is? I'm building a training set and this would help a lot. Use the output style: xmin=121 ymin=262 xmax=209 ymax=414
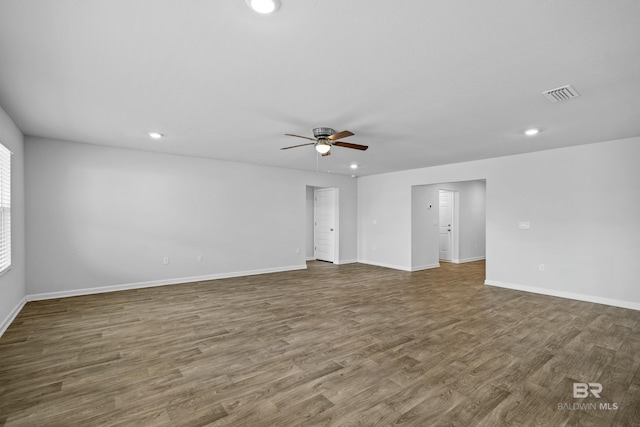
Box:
xmin=306 ymin=258 xmax=357 ymax=265
xmin=452 ymin=256 xmax=486 ymax=264
xmin=27 ymin=264 xmax=308 ymax=302
xmin=485 ymin=280 xmax=640 ymax=311
xmin=411 ymin=263 xmax=440 ymax=272
xmin=0 ymin=296 xmax=27 ymax=338
xmin=357 ymin=259 xmax=412 ymax=272
xmin=335 ymin=259 xmax=357 ymax=265
xmin=358 ymin=259 xmax=440 ymax=272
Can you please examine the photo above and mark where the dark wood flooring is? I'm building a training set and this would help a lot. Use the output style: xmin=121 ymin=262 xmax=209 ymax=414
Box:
xmin=1 ymin=261 xmax=639 ymax=426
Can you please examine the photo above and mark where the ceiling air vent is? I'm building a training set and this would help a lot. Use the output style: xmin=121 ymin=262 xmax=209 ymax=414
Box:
xmin=542 ymin=85 xmax=580 ymax=103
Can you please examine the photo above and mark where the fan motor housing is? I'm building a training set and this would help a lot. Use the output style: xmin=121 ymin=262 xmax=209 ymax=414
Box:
xmin=312 ymin=127 xmax=335 ymax=138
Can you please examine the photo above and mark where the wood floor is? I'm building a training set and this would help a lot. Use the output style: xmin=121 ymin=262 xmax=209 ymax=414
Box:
xmin=1 ymin=261 xmax=639 ymax=426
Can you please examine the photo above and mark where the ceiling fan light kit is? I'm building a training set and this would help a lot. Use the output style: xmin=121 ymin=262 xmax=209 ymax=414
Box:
xmin=315 ymin=141 xmax=331 ymax=154
xmin=281 ymin=127 xmax=368 ymax=158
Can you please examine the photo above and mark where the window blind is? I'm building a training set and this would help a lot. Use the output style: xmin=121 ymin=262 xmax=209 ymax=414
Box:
xmin=0 ymin=142 xmax=11 ymax=274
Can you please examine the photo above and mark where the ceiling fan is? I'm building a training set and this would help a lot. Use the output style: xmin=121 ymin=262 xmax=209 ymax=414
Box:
xmin=281 ymin=127 xmax=368 ymax=156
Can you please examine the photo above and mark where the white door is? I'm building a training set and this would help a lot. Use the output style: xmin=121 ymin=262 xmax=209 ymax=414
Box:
xmin=314 ymin=188 xmax=336 ymax=262
xmin=439 ymin=190 xmax=453 ymax=261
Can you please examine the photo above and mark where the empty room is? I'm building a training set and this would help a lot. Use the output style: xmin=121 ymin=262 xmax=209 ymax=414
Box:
xmin=1 ymin=1 xmax=639 ymax=426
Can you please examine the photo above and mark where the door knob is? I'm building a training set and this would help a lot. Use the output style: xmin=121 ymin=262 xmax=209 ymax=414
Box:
xmin=330 ymin=228 xmax=334 ymax=231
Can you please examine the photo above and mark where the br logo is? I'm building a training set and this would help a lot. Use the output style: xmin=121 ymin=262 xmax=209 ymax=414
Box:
xmin=573 ymin=383 xmax=602 ymax=398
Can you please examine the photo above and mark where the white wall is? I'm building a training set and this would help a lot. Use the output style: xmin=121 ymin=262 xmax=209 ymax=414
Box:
xmin=25 ymin=137 xmax=357 ymax=296
xmin=305 ymin=186 xmax=314 ymax=259
xmin=411 ymin=184 xmax=439 ymax=270
xmin=0 ymin=105 xmax=26 ymax=336
xmin=411 ymin=180 xmax=486 ymax=270
xmin=359 ymin=137 xmax=640 ymax=309
xmin=17 ymin=133 xmax=640 ymax=312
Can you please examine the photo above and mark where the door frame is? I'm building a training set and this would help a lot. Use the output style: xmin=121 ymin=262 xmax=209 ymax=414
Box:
xmin=439 ymin=189 xmax=459 ymax=262
xmin=312 ymin=187 xmax=339 ymax=264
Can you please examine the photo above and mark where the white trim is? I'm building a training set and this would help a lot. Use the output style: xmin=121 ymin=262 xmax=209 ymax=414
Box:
xmin=335 ymin=259 xmax=357 ymax=265
xmin=307 ymin=258 xmax=357 ymax=265
xmin=410 ymin=263 xmax=440 ymax=272
xmin=306 ymin=256 xmax=315 ymax=261
xmin=484 ymin=280 xmax=640 ymax=311
xmin=452 ymin=256 xmax=486 ymax=264
xmin=27 ymin=264 xmax=308 ymax=302
xmin=357 ymin=259 xmax=412 ymax=272
xmin=0 ymin=296 xmax=26 ymax=338
xmin=334 ymin=188 xmax=340 ymax=264
xmin=452 ymin=190 xmax=459 ymax=262
xmin=313 ymin=187 xmax=339 ymax=264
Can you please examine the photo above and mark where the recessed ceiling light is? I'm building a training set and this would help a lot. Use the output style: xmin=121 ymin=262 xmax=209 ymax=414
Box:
xmin=148 ymin=132 xmax=163 ymax=139
xmin=246 ymin=0 xmax=280 ymax=14
xmin=524 ymin=128 xmax=540 ymax=136
xmin=350 ymin=163 xmax=358 ymax=169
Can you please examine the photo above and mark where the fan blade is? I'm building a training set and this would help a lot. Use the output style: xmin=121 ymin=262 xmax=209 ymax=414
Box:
xmin=280 ymin=142 xmax=315 ymax=150
xmin=285 ymin=133 xmax=317 ymax=141
xmin=327 ymin=130 xmax=354 ymax=141
xmin=333 ymin=141 xmax=368 ymax=151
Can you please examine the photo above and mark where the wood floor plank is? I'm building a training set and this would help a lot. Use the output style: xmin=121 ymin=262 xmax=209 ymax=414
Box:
xmin=1 ymin=260 xmax=639 ymax=426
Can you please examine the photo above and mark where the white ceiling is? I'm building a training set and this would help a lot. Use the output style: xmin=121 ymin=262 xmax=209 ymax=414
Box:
xmin=1 ymin=1 xmax=639 ymax=176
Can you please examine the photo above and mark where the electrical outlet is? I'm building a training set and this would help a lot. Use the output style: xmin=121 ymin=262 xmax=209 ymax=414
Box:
xmin=539 ymin=264 xmax=545 ymax=272
xmin=197 ymin=255 xmax=203 ymax=263
xmin=163 ymin=256 xmax=169 ymax=265
xmin=296 ymin=248 xmax=301 ymax=254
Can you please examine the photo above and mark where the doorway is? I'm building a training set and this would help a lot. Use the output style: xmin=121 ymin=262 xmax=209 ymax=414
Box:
xmin=411 ymin=180 xmax=485 ymax=271
xmin=309 ymin=187 xmax=339 ymax=263
xmin=439 ymin=189 xmax=458 ymax=262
